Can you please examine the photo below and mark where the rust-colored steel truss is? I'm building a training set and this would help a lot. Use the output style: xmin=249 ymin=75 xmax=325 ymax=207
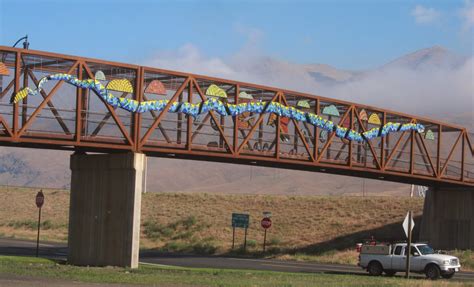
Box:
xmin=0 ymin=46 xmax=472 ymax=188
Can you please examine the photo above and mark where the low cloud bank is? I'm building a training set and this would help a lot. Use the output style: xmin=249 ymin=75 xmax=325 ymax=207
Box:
xmin=146 ymin=44 xmax=473 ymax=129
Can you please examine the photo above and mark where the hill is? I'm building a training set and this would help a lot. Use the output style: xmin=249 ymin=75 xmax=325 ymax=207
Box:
xmin=0 ymin=186 xmax=423 ymax=254
xmin=3 ymin=186 xmax=473 ymax=270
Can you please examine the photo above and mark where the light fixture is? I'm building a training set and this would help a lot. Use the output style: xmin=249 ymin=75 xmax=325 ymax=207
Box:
xmin=12 ymin=35 xmax=29 ymax=49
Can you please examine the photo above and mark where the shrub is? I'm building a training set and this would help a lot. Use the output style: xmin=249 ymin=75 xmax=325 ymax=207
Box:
xmin=143 ymin=221 xmax=168 ymax=240
xmin=181 ymin=216 xmax=197 ymax=229
xmin=7 ymin=220 xmax=56 ymax=230
xmin=192 ymin=242 xmax=217 ymax=255
xmin=172 ymin=231 xmax=193 ymax=240
xmin=41 ymin=220 xmax=53 ymax=230
xmin=162 ymin=241 xmax=187 ymax=252
xmin=269 ymin=237 xmax=281 ymax=246
xmin=247 ymin=239 xmax=257 ymax=248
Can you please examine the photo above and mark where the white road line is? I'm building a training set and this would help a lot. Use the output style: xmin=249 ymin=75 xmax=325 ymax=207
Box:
xmin=140 ymin=262 xmax=175 ymax=268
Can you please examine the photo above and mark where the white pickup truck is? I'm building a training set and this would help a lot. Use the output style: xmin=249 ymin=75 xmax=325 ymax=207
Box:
xmin=358 ymin=243 xmax=461 ymax=280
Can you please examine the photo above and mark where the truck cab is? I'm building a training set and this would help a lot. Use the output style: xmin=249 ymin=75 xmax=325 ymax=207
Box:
xmin=358 ymin=242 xmax=461 ymax=280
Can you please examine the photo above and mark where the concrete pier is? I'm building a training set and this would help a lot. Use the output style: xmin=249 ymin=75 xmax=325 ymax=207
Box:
xmin=68 ymin=152 xmax=146 ymax=268
xmin=420 ymin=186 xmax=474 ymax=250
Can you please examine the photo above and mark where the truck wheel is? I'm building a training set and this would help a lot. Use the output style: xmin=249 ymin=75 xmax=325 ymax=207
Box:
xmin=368 ymin=261 xmax=383 ymax=276
xmin=384 ymin=270 xmax=396 ymax=276
xmin=425 ymin=264 xmax=440 ymax=280
xmin=441 ymin=272 xmax=455 ymax=279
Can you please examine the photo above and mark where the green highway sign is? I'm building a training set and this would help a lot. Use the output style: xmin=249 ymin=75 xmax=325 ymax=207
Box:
xmin=232 ymin=213 xmax=249 ymax=228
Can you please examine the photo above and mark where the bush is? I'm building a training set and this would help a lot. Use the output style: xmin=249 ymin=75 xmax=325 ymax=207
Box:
xmin=6 ymin=220 xmax=58 ymax=230
xmin=8 ymin=220 xmax=39 ymax=230
xmin=161 ymin=240 xmax=217 ymax=255
xmin=172 ymin=231 xmax=193 ymax=240
xmin=41 ymin=220 xmax=53 ymax=230
xmin=143 ymin=221 xmax=170 ymax=240
xmin=269 ymin=237 xmax=281 ymax=246
xmin=192 ymin=242 xmax=217 ymax=255
xmin=162 ymin=241 xmax=187 ymax=252
xmin=246 ymin=239 xmax=257 ymax=248
xmin=181 ymin=216 xmax=197 ymax=229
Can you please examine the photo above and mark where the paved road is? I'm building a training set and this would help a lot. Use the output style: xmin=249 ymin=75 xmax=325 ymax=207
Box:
xmin=1 ymin=238 xmax=473 ymax=282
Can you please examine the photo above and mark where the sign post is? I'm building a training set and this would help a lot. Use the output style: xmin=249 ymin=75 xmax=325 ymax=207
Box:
xmin=232 ymin=227 xmax=235 ymax=250
xmin=244 ymin=227 xmax=248 ymax=252
xmin=231 ymin=213 xmax=249 ymax=252
xmin=403 ymin=211 xmax=415 ymax=279
xmin=261 ymin=217 xmax=272 ymax=252
xmin=35 ymin=190 xmax=44 ymax=257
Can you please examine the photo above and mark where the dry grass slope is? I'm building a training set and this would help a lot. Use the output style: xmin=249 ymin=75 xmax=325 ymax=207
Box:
xmin=1 ymin=186 xmax=473 ymax=270
xmin=0 ymin=186 xmax=423 ymax=252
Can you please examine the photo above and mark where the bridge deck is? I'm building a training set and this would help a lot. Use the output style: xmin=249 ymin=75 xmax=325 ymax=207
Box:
xmin=0 ymin=46 xmax=472 ymax=188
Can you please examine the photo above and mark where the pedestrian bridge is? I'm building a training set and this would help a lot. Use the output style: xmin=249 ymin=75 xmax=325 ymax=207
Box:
xmin=0 ymin=45 xmax=472 ymax=188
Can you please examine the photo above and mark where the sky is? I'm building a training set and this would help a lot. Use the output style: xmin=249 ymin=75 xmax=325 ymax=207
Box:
xmin=0 ymin=0 xmax=473 ymax=70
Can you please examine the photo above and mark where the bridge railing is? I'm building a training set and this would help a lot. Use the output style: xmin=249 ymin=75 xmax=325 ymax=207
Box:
xmin=0 ymin=46 xmax=472 ymax=187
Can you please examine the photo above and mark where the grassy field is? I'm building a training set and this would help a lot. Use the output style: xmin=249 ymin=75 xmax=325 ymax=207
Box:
xmin=0 ymin=186 xmax=423 ymax=250
xmin=0 ymin=186 xmax=472 ymax=270
xmin=0 ymin=255 xmax=470 ymax=287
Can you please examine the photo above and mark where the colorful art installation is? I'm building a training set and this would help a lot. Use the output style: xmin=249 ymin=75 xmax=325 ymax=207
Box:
xmin=297 ymin=100 xmax=310 ymax=109
xmin=267 ymin=113 xmax=291 ymax=141
xmin=206 ymin=84 xmax=227 ymax=98
xmin=368 ymin=113 xmax=381 ymax=125
xmin=425 ymin=129 xmax=435 ymax=141
xmin=106 ymin=79 xmax=133 ymax=93
xmin=238 ymin=114 xmax=253 ymax=129
xmin=322 ymin=105 xmax=340 ymax=117
xmin=280 ymin=117 xmax=290 ymax=141
xmin=11 ymin=73 xmax=425 ymax=143
xmin=237 ymin=91 xmax=254 ymax=129
xmin=0 ymin=62 xmax=9 ymax=76
xmin=94 ymin=70 xmax=106 ymax=81
xmin=145 ymin=80 xmax=167 ymax=95
xmin=238 ymin=91 xmax=253 ymax=100
xmin=359 ymin=109 xmax=368 ymax=121
xmin=342 ymin=117 xmax=351 ymax=128
xmin=320 ymin=130 xmax=328 ymax=143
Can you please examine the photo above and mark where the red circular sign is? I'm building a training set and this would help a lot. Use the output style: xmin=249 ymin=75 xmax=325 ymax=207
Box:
xmin=35 ymin=191 xmax=44 ymax=208
xmin=261 ymin=217 xmax=272 ymax=229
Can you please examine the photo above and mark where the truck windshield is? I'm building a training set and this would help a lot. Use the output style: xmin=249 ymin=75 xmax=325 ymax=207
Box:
xmin=417 ymin=245 xmax=435 ymax=255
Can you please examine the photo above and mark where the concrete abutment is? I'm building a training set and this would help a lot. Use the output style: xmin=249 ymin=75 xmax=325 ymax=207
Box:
xmin=68 ymin=152 xmax=146 ymax=268
xmin=420 ymin=186 xmax=474 ymax=250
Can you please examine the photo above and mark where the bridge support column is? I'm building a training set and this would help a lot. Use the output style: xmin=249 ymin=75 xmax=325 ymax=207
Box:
xmin=420 ymin=186 xmax=474 ymax=250
xmin=68 ymin=152 xmax=146 ymax=268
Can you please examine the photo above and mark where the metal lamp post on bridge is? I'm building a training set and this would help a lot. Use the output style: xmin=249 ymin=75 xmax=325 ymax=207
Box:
xmin=12 ymin=35 xmax=29 ymax=49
